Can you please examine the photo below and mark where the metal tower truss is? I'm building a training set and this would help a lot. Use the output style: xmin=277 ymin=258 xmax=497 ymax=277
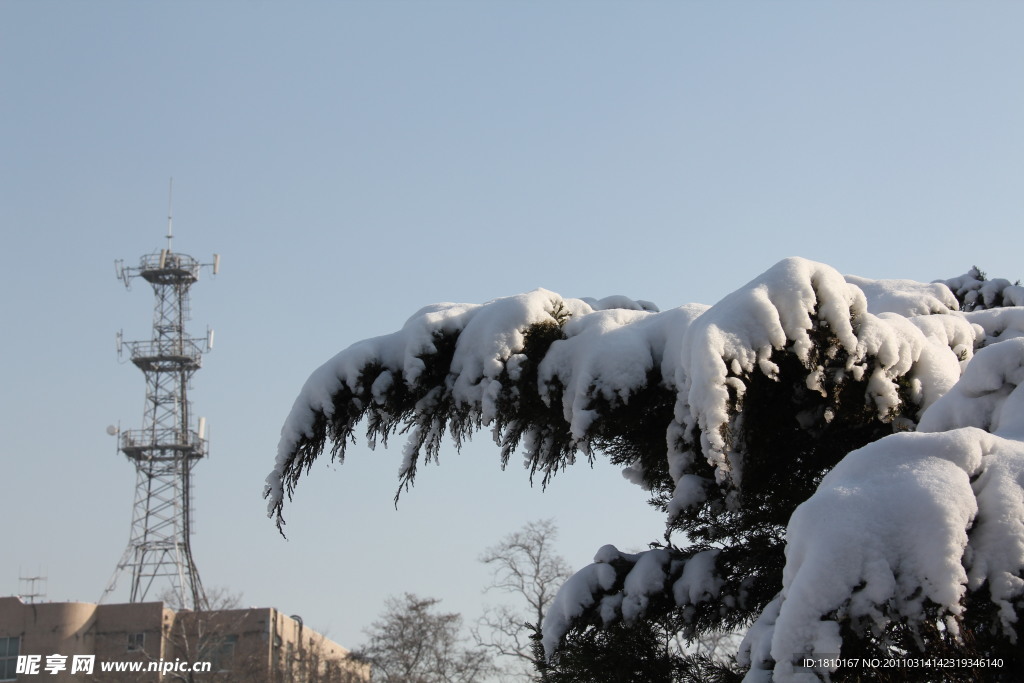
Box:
xmin=102 ymin=231 xmax=219 ymax=611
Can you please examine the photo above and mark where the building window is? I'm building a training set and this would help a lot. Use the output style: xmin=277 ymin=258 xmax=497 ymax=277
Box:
xmin=211 ymin=635 xmax=238 ymax=672
xmin=0 ymin=636 xmax=20 ymax=682
xmin=127 ymin=632 xmax=145 ymax=652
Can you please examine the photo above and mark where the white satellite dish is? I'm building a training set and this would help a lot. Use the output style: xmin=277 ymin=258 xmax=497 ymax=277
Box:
xmin=106 ymin=425 xmax=119 ymax=436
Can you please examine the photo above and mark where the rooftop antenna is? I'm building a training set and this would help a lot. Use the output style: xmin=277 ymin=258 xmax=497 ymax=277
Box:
xmin=19 ymin=569 xmax=47 ymax=604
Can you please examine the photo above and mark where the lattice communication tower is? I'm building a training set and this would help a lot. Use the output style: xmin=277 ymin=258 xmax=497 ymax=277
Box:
xmin=102 ymin=198 xmax=219 ymax=610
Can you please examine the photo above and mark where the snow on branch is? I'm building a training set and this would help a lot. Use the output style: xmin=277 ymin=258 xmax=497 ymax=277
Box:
xmin=942 ymin=266 xmax=1024 ymax=311
xmin=845 ymin=274 xmax=958 ymax=317
xmin=264 ymin=256 xmax=1024 ymax=681
xmin=264 ymin=288 xmax=675 ymax=528
xmin=664 ymin=257 xmax=968 ymax=516
xmin=735 ymin=336 xmax=1024 ymax=679
xmin=266 ymin=258 xmax=974 ymax=529
xmin=541 ymin=544 xmax=725 ymax=658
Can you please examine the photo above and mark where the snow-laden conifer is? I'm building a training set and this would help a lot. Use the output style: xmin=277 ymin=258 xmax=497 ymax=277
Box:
xmin=266 ymin=257 xmax=1024 ymax=681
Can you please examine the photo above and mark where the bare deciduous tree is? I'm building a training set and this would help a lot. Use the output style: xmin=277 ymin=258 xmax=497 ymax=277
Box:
xmin=357 ymin=593 xmax=492 ymax=683
xmin=473 ymin=519 xmax=572 ymax=681
xmin=156 ymin=587 xmax=264 ymax=683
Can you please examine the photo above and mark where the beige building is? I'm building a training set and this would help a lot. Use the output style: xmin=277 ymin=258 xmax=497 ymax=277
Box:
xmin=0 ymin=597 xmax=368 ymax=682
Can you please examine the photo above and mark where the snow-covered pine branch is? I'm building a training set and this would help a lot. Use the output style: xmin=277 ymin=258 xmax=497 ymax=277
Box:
xmin=941 ymin=266 xmax=1024 ymax=311
xmin=265 ymin=257 xmax=1024 ymax=681
xmin=264 ymin=288 xmax=676 ymax=527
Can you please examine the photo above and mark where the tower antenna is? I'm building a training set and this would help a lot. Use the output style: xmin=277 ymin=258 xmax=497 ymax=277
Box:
xmin=103 ymin=190 xmax=218 ymax=611
xmin=166 ymin=177 xmax=174 ymax=251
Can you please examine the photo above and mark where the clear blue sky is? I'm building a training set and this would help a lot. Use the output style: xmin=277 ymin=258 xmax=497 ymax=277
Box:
xmin=3 ymin=0 xmax=1024 ymax=658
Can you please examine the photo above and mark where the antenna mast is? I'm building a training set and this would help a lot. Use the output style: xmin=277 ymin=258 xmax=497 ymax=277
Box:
xmin=19 ymin=570 xmax=47 ymax=604
xmin=166 ymin=177 xmax=174 ymax=251
xmin=103 ymin=194 xmax=219 ymax=610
